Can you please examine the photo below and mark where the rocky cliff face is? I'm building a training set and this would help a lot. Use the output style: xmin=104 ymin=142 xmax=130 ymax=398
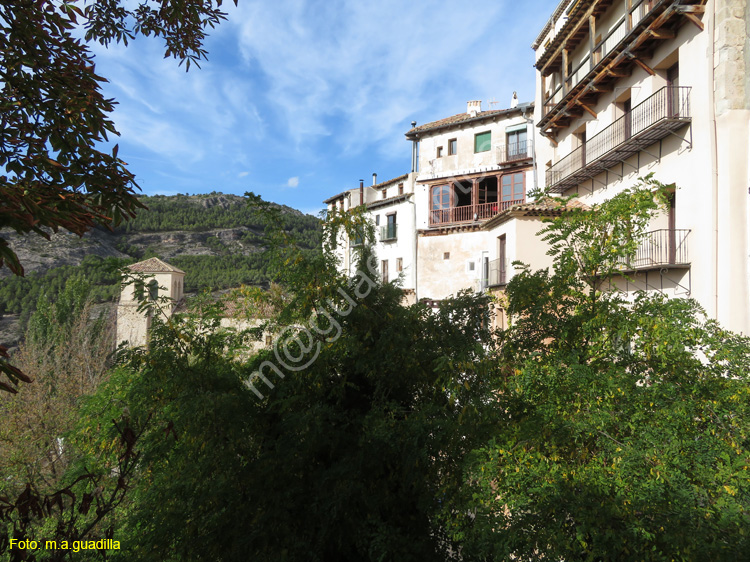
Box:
xmin=0 ymin=193 xmax=310 ymax=278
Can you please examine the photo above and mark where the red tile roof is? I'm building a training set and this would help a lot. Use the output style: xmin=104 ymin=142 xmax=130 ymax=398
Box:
xmin=128 ymin=257 xmax=185 ymax=274
xmin=406 ymin=104 xmax=533 ymax=138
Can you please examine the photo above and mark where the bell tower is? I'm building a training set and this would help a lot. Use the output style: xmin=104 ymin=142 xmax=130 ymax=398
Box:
xmin=116 ymin=257 xmax=186 ymax=347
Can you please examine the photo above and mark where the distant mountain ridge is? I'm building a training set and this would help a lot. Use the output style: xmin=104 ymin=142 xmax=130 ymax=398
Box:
xmin=0 ymin=192 xmax=321 ymax=349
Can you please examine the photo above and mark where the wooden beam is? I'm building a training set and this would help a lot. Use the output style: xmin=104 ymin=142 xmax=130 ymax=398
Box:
xmin=588 ymin=83 xmax=613 ymax=93
xmin=648 ymin=28 xmax=675 ymax=39
xmin=543 ymin=134 xmax=559 ymax=147
xmin=537 ymin=0 xmax=704 ymax=132
xmin=630 ymin=55 xmax=656 ymax=76
xmin=683 ymin=12 xmax=704 ymax=31
xmin=539 ymin=0 xmax=603 ymax=76
xmin=606 ymin=68 xmax=629 ymax=78
xmin=577 ymin=101 xmax=598 ymax=118
xmin=678 ymin=5 xmax=706 ymax=14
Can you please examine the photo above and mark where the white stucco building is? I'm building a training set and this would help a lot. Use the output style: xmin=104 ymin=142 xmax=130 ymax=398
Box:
xmin=325 ymin=100 xmax=542 ymax=307
xmin=324 ymin=173 xmax=419 ymax=303
xmin=323 ymin=0 xmax=749 ymax=335
xmin=533 ymin=0 xmax=749 ymax=334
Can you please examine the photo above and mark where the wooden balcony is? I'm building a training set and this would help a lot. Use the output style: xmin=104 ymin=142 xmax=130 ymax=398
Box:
xmin=545 ymin=86 xmax=691 ymax=192
xmin=428 ymin=199 xmax=524 ymax=227
xmin=538 ymin=0 xmax=706 ymax=131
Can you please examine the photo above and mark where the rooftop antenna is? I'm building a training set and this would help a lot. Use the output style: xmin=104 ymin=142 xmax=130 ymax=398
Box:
xmin=488 ymin=97 xmax=500 ymax=108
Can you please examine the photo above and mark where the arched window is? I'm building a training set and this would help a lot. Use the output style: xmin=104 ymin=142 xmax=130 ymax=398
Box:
xmin=148 ymin=280 xmax=158 ymax=301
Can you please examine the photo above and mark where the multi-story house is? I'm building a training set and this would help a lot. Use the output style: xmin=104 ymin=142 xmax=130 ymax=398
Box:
xmin=533 ymin=0 xmax=749 ymax=334
xmin=405 ymin=100 xmax=538 ymax=301
xmin=324 ymin=100 xmax=542 ymax=306
xmin=324 ymin=173 xmax=419 ymax=303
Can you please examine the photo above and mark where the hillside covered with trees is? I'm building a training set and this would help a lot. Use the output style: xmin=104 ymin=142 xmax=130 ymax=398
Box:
xmin=0 ymin=193 xmax=321 ymax=346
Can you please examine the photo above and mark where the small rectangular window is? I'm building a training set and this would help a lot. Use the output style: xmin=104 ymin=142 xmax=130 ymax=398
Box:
xmin=436 ymin=146 xmax=443 ymax=158
xmin=396 ymin=258 xmax=403 ymax=272
xmin=398 ymin=183 xmax=404 ymax=195
xmin=381 ymin=260 xmax=389 ymax=283
xmin=444 ymin=252 xmax=450 ymax=260
xmin=382 ymin=190 xmax=386 ymax=199
xmin=474 ymin=131 xmax=491 ymax=153
xmin=375 ymin=215 xmax=380 ymax=226
xmin=448 ymin=138 xmax=457 ymax=155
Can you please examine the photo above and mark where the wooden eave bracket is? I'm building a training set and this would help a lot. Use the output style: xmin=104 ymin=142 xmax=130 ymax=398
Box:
xmin=576 ymin=101 xmax=598 ymax=118
xmin=538 ymin=0 xmax=601 ymax=76
xmin=648 ymin=28 xmax=676 ymax=39
xmin=625 ymin=51 xmax=656 ymax=75
xmin=682 ymin=12 xmax=704 ymax=30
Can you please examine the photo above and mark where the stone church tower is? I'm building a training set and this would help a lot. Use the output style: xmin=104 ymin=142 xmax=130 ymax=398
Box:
xmin=116 ymin=257 xmax=185 ymax=347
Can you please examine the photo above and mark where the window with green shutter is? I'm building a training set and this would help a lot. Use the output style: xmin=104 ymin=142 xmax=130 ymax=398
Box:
xmin=474 ymin=131 xmax=491 ymax=153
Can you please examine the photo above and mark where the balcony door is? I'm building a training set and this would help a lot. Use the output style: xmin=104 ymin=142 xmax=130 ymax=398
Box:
xmin=623 ymin=98 xmax=632 ymax=140
xmin=507 ymin=129 xmax=527 ymax=160
xmin=430 ymin=185 xmax=450 ymax=224
xmin=501 ymin=172 xmax=525 ymax=208
xmin=386 ymin=213 xmax=396 ymax=240
xmin=667 ymin=63 xmax=680 ymax=117
xmin=668 ymin=193 xmax=676 ymax=264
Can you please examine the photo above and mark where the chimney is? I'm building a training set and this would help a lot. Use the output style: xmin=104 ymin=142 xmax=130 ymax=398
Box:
xmin=467 ymin=100 xmax=481 ymax=116
xmin=359 ymin=179 xmax=364 ymax=206
xmin=372 ymin=173 xmax=377 ymax=186
xmin=510 ymin=91 xmax=518 ymax=108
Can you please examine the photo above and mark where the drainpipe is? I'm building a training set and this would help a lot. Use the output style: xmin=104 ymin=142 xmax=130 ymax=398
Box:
xmin=406 ymin=175 xmax=419 ymax=301
xmin=410 ymin=121 xmax=418 ymax=173
xmin=359 ymin=179 xmax=364 ymax=206
xmin=708 ymin=0 xmax=719 ymax=321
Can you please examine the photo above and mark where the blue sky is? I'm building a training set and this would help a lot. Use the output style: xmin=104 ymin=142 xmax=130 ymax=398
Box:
xmin=91 ymin=0 xmax=555 ymax=216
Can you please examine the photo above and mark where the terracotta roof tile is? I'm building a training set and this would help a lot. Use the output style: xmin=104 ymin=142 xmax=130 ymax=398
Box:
xmin=406 ymin=104 xmax=533 ymax=137
xmin=128 ymin=257 xmax=185 ymax=274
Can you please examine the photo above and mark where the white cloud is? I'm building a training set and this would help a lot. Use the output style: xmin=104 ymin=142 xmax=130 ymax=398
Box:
xmin=287 ymin=176 xmax=300 ymax=188
xmin=238 ymin=171 xmax=250 ymax=178
xmin=231 ymin=0 xmax=533 ymax=158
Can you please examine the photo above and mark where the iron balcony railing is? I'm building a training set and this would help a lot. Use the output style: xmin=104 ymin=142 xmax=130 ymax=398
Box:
xmin=497 ymin=140 xmax=530 ymax=164
xmin=488 ymin=257 xmax=507 ymax=287
xmin=429 ymin=198 xmax=525 ymax=226
xmin=546 ymin=86 xmax=691 ymax=189
xmin=380 ymin=224 xmax=397 ymax=241
xmin=618 ymin=229 xmax=690 ymax=270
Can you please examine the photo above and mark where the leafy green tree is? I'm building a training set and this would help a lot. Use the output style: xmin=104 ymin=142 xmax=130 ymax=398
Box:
xmin=0 ymin=0 xmax=236 ymax=392
xmin=450 ymin=179 xmax=750 ymax=561
xmin=24 ymin=203 xmax=494 ymax=561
